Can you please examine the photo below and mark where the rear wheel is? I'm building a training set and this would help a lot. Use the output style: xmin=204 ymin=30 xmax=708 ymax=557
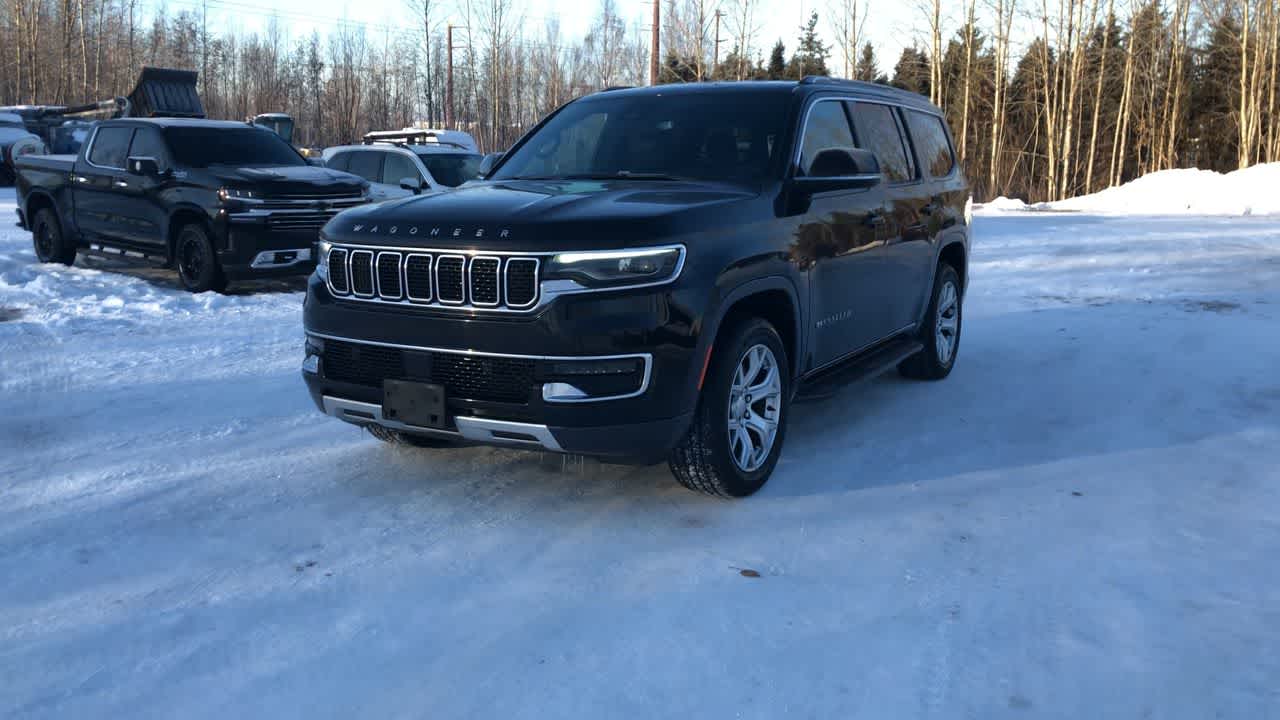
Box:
xmin=366 ymin=424 xmax=459 ymax=449
xmin=32 ymin=208 xmax=76 ymax=265
xmin=899 ymin=263 xmax=962 ymax=380
xmin=668 ymin=318 xmax=790 ymax=498
xmin=175 ymin=223 xmax=226 ymax=293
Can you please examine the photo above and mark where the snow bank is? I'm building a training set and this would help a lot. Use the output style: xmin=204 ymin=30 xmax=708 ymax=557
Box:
xmin=981 ymin=162 xmax=1280 ymax=216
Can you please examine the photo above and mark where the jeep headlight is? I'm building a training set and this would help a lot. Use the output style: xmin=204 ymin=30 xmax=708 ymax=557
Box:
xmin=543 ymin=246 xmax=684 ymax=289
xmin=316 ymin=238 xmax=332 ymax=281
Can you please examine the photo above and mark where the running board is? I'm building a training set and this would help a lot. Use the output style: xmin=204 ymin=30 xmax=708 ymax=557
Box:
xmin=794 ymin=337 xmax=924 ymax=403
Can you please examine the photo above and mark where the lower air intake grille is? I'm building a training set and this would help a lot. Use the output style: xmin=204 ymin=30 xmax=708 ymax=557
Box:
xmin=321 ymin=339 xmax=536 ymax=404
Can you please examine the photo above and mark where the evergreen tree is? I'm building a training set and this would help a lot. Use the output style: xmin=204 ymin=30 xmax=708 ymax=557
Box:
xmin=855 ymin=42 xmax=883 ymax=83
xmin=786 ymin=12 xmax=830 ymax=78
xmin=767 ymin=41 xmax=787 ymax=80
xmin=891 ymin=45 xmax=931 ymax=97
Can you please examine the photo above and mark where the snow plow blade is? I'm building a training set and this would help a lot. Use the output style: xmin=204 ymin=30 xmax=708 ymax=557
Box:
xmin=126 ymin=67 xmax=205 ymax=118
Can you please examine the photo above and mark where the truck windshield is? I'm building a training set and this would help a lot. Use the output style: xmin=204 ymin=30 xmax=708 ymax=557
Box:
xmin=490 ymin=90 xmax=788 ymax=184
xmin=163 ymin=126 xmax=305 ymax=168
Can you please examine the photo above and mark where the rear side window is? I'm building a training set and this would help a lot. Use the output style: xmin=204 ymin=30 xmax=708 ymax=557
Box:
xmin=381 ymin=152 xmax=421 ymax=185
xmin=905 ymin=111 xmax=955 ymax=178
xmin=326 ymin=152 xmax=351 ymax=172
xmin=848 ymin=103 xmax=913 ymax=183
xmin=346 ymin=151 xmax=383 ymax=183
xmin=128 ymin=127 xmax=168 ymax=167
xmin=88 ymin=127 xmax=133 ymax=168
xmin=798 ymin=101 xmax=855 ymax=176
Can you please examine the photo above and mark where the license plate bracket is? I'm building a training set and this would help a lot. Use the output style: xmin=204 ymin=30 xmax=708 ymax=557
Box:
xmin=383 ymin=380 xmax=447 ymax=429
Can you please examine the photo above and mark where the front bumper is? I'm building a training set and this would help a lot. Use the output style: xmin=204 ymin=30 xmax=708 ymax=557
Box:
xmin=301 ymin=274 xmax=707 ymax=461
xmin=214 ymin=212 xmax=322 ymax=280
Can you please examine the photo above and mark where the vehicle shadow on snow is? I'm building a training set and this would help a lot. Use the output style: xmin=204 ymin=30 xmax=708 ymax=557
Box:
xmin=76 ymin=255 xmax=308 ymax=295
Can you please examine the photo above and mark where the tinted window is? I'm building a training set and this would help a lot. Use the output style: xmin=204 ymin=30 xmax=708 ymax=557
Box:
xmin=419 ymin=153 xmax=482 ymax=187
xmin=906 ymin=110 xmax=955 ymax=178
xmin=345 ymin=151 xmax=383 ymax=182
xmin=128 ymin=127 xmax=168 ymax=167
xmin=89 ymin=127 xmax=133 ymax=168
xmin=163 ymin=127 xmax=305 ymax=168
xmin=381 ymin=152 xmax=421 ymax=185
xmin=799 ymin=101 xmax=855 ymax=176
xmin=326 ymin=152 xmax=350 ymax=172
xmin=492 ymin=91 xmax=787 ymax=184
xmin=849 ymin=102 xmax=913 ymax=183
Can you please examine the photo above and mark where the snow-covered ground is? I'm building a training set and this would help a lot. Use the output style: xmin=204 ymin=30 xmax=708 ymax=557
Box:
xmin=2 ymin=184 xmax=1279 ymax=719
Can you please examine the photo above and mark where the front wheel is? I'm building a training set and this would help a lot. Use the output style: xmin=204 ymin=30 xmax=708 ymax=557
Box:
xmin=175 ymin=223 xmax=227 ymax=293
xmin=668 ymin=318 xmax=790 ymax=498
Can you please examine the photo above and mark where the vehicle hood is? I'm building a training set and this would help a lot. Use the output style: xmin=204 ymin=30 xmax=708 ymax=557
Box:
xmin=208 ymin=165 xmax=365 ymax=195
xmin=323 ymin=179 xmax=760 ymax=251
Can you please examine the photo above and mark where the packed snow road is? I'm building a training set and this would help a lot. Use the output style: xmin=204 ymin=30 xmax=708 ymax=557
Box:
xmin=1 ymin=186 xmax=1278 ymax=719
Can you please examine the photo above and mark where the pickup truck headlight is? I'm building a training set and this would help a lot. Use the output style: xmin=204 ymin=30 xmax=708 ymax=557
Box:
xmin=316 ymin=239 xmax=332 ymax=281
xmin=542 ymin=246 xmax=684 ymax=289
xmin=218 ymin=187 xmax=258 ymax=203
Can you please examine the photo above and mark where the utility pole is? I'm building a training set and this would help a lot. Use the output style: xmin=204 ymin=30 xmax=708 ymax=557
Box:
xmin=713 ymin=10 xmax=725 ymax=78
xmin=446 ymin=24 xmax=455 ymax=129
xmin=650 ymin=0 xmax=660 ymax=86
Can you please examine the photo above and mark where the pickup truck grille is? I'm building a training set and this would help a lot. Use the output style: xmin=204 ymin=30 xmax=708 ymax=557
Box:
xmin=267 ymin=212 xmax=334 ymax=232
xmin=325 ymin=244 xmax=540 ymax=312
xmin=320 ymin=338 xmax=536 ymax=403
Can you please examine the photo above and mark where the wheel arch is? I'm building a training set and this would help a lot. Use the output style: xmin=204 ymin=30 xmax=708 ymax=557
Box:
xmin=24 ymin=190 xmax=60 ymax=228
xmin=166 ymin=205 xmax=213 ymax=263
xmin=699 ymin=276 xmax=804 ymax=390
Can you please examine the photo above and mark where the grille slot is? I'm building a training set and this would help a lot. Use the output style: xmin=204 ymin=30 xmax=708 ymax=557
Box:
xmin=505 ymin=258 xmax=538 ymax=307
xmin=376 ymin=252 xmax=403 ymax=299
xmin=470 ymin=257 xmax=500 ymax=306
xmin=349 ymin=250 xmax=375 ymax=296
xmin=436 ymin=255 xmax=465 ymax=304
xmin=328 ymin=248 xmax=349 ymax=294
xmin=405 ymin=254 xmax=433 ymax=301
xmin=321 ymin=339 xmax=535 ymax=404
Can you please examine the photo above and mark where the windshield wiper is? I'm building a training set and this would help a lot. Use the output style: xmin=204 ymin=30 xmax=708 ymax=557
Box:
xmin=509 ymin=171 xmax=689 ymax=182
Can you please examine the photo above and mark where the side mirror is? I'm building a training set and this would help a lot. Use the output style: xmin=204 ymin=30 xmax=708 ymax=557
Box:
xmin=306 ymin=157 xmax=325 ymax=167
xmin=399 ymin=176 xmax=426 ymax=194
xmin=792 ymin=148 xmax=882 ymax=194
xmin=477 ymin=151 xmax=504 ymax=178
xmin=126 ymin=156 xmax=162 ymax=177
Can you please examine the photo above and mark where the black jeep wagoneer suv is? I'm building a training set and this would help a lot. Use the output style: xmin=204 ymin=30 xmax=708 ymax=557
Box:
xmin=302 ymin=77 xmax=970 ymax=497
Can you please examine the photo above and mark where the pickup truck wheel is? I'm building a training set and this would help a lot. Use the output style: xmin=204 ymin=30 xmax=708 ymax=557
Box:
xmin=366 ymin=424 xmax=457 ymax=448
xmin=899 ymin=263 xmax=962 ymax=380
xmin=175 ymin=224 xmax=227 ymax=293
xmin=32 ymin=208 xmax=76 ymax=266
xmin=668 ymin=318 xmax=789 ymax=498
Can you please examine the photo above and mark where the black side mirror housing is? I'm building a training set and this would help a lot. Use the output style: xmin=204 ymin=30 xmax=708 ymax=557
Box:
xmin=127 ymin=156 xmax=162 ymax=177
xmin=399 ymin=177 xmax=426 ymax=194
xmin=792 ymin=148 xmax=882 ymax=194
xmin=477 ymin=151 xmax=504 ymax=179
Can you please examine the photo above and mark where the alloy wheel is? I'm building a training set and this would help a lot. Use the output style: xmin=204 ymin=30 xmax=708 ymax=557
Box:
xmin=726 ymin=343 xmax=783 ymax=472
xmin=935 ymin=280 xmax=959 ymax=365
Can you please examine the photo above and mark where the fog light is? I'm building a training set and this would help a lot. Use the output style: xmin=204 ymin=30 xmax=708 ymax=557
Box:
xmin=301 ymin=355 xmax=320 ymax=374
xmin=542 ymin=382 xmax=588 ymax=401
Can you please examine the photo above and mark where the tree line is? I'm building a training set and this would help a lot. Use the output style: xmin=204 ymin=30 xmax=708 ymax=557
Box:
xmin=1 ymin=0 xmax=1276 ymax=202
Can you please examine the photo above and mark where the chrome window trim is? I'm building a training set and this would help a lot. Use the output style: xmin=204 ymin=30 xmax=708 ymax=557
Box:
xmin=308 ymin=331 xmax=651 ymax=404
xmin=434 ymin=254 xmax=467 ymax=305
xmin=326 ymin=248 xmax=350 ymax=295
xmin=348 ymin=249 xmax=376 ymax=298
xmin=403 ymin=253 xmax=434 ymax=302
xmin=793 ymin=95 xmax=931 ymax=184
xmin=468 ymin=256 xmax=502 ymax=307
xmin=503 ymin=257 xmax=541 ymax=309
xmin=375 ymin=251 xmax=403 ymax=299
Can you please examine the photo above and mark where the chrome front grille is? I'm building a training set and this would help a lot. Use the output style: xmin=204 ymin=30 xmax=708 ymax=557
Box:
xmin=327 ymin=245 xmax=540 ymax=311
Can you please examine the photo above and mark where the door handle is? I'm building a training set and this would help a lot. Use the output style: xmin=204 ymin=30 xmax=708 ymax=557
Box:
xmin=112 ymin=180 xmax=129 ymax=189
xmin=72 ymin=175 xmax=88 ymax=184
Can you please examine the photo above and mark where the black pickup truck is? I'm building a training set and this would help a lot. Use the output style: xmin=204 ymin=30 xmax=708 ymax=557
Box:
xmin=15 ymin=117 xmax=370 ymax=291
xmin=302 ymin=78 xmax=970 ymax=497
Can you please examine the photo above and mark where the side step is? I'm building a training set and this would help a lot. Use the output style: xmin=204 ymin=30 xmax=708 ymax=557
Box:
xmin=794 ymin=337 xmax=924 ymax=403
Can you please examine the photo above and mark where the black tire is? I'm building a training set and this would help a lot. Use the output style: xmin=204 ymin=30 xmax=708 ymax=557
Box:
xmin=899 ymin=263 xmax=962 ymax=380
xmin=32 ymin=208 xmax=77 ymax=266
xmin=174 ymin=223 xmax=227 ymax=293
xmin=366 ymin=424 xmax=458 ymax=449
xmin=668 ymin=318 xmax=790 ymax=498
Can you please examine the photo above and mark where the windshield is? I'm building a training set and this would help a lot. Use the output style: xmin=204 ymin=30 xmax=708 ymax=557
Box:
xmin=163 ymin=126 xmax=305 ymax=168
xmin=491 ymin=91 xmax=788 ymax=184
xmin=418 ymin=152 xmax=482 ymax=187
